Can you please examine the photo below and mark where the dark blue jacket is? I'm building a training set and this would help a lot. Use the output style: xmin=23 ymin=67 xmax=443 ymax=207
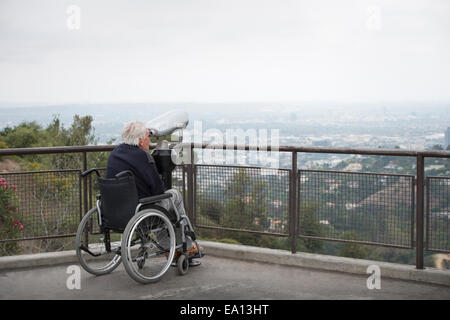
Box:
xmin=106 ymin=144 xmax=165 ymax=198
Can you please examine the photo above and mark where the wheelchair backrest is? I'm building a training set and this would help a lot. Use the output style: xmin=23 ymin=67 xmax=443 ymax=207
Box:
xmin=97 ymin=171 xmax=139 ymax=231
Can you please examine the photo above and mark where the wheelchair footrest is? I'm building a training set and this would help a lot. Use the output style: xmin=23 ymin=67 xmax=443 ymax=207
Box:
xmin=79 ymin=245 xmax=102 ymax=257
xmin=79 ymin=245 xmax=121 ymax=257
xmin=190 ymin=252 xmax=205 ymax=259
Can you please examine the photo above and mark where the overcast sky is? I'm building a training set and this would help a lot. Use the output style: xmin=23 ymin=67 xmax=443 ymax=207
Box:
xmin=0 ymin=0 xmax=449 ymax=105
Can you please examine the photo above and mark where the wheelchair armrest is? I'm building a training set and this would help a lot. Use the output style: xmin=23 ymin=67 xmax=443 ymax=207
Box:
xmin=139 ymin=193 xmax=172 ymax=204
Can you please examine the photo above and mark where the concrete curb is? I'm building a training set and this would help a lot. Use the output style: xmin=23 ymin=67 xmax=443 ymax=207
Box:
xmin=0 ymin=250 xmax=79 ymax=270
xmin=201 ymin=241 xmax=450 ymax=287
xmin=1 ymin=241 xmax=449 ymax=287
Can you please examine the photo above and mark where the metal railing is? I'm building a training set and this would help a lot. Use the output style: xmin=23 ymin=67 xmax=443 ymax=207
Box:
xmin=0 ymin=143 xmax=449 ymax=269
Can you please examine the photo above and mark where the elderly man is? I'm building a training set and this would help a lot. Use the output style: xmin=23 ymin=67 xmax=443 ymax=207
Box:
xmin=106 ymin=120 xmax=164 ymax=198
xmin=107 ymin=120 xmax=203 ymax=261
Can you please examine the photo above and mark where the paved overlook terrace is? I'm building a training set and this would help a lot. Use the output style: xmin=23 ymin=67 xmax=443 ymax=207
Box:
xmin=0 ymin=143 xmax=449 ymax=298
xmin=0 ymin=242 xmax=450 ymax=300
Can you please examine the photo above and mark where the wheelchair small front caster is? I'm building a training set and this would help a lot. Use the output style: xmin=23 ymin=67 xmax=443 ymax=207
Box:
xmin=177 ymin=254 xmax=189 ymax=275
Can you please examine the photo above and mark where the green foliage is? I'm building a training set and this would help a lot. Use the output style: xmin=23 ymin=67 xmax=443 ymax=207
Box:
xmin=0 ymin=121 xmax=43 ymax=149
xmin=0 ymin=177 xmax=23 ymax=255
xmin=0 ymin=114 xmax=112 ymax=254
xmin=338 ymin=231 xmax=369 ymax=259
xmin=68 ymin=115 xmax=95 ymax=146
xmin=298 ymin=201 xmax=324 ymax=252
xmin=221 ymin=168 xmax=268 ymax=231
xmin=0 ymin=114 xmax=95 ymax=149
xmin=198 ymin=195 xmax=224 ymax=224
xmin=1 ymin=114 xmax=112 ymax=170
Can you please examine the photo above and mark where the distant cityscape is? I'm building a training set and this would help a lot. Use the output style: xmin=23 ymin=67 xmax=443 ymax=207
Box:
xmin=1 ymin=102 xmax=449 ymax=173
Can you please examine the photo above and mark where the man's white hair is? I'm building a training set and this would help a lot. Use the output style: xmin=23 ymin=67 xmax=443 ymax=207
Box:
xmin=122 ymin=121 xmax=147 ymax=146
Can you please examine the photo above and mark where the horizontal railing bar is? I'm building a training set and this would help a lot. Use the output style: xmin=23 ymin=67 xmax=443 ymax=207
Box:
xmin=0 ymin=145 xmax=117 ymax=156
xmin=296 ymin=234 xmax=413 ymax=249
xmin=0 ymin=233 xmax=77 ymax=243
xmin=0 ymin=169 xmax=81 ymax=175
xmin=423 ymin=248 xmax=450 ymax=254
xmin=189 ymin=143 xmax=450 ymax=158
xmin=1 ymin=143 xmax=449 ymax=158
xmin=426 ymin=176 xmax=450 ymax=180
xmin=299 ymin=169 xmax=416 ymax=178
xmin=196 ymin=225 xmax=289 ymax=237
xmin=0 ymin=142 xmax=450 ymax=158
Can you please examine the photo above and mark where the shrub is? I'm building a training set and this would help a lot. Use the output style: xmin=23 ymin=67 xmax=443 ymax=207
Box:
xmin=0 ymin=177 xmax=24 ymax=255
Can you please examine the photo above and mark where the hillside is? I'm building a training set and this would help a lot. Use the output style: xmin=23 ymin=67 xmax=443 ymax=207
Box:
xmin=0 ymin=158 xmax=19 ymax=172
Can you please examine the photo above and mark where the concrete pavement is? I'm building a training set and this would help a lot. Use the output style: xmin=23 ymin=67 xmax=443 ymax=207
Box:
xmin=1 ymin=254 xmax=449 ymax=300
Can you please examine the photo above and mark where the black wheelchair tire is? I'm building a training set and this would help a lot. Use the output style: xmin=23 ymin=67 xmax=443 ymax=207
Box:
xmin=76 ymin=207 xmax=122 ymax=276
xmin=177 ymin=254 xmax=189 ymax=276
xmin=121 ymin=209 xmax=176 ymax=284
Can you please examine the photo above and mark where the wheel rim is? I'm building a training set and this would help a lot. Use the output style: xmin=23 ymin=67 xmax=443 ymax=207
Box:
xmin=76 ymin=208 xmax=122 ymax=275
xmin=125 ymin=211 xmax=175 ymax=282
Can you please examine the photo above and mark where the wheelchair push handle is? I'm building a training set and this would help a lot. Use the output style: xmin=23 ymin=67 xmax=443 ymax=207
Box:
xmin=80 ymin=168 xmax=101 ymax=178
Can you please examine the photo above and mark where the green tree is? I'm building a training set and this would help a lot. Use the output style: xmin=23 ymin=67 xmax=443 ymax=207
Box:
xmin=198 ymin=195 xmax=224 ymax=224
xmin=338 ymin=231 xmax=368 ymax=259
xmin=1 ymin=121 xmax=43 ymax=148
xmin=298 ymin=201 xmax=323 ymax=252
xmin=67 ymin=115 xmax=95 ymax=146
xmin=222 ymin=168 xmax=268 ymax=231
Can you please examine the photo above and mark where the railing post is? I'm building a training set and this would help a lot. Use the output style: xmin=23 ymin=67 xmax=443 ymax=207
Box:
xmin=82 ymin=151 xmax=88 ymax=217
xmin=290 ymin=151 xmax=298 ymax=253
xmin=416 ymin=154 xmax=425 ymax=269
xmin=82 ymin=151 xmax=89 ymax=244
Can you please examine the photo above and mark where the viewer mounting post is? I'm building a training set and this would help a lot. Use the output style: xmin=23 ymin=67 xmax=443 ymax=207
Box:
xmin=187 ymin=143 xmax=195 ymax=222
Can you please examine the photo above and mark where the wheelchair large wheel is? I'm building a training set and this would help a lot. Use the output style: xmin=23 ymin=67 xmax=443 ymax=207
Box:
xmin=76 ymin=207 xmax=122 ymax=276
xmin=121 ymin=209 xmax=176 ymax=284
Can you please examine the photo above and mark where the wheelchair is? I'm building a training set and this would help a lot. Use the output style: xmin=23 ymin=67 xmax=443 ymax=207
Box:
xmin=75 ymin=168 xmax=203 ymax=284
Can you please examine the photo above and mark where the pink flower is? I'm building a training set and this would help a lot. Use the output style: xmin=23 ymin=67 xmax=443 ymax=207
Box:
xmin=13 ymin=220 xmax=19 ymax=227
xmin=19 ymin=225 xmax=24 ymax=230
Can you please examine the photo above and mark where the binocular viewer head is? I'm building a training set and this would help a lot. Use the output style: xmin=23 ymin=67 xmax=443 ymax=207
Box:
xmin=147 ymin=109 xmax=189 ymax=190
xmin=146 ymin=109 xmax=189 ymax=139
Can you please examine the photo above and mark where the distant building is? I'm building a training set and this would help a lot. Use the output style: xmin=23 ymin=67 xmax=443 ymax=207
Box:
xmin=445 ymin=127 xmax=450 ymax=149
xmin=343 ymin=163 xmax=362 ymax=172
